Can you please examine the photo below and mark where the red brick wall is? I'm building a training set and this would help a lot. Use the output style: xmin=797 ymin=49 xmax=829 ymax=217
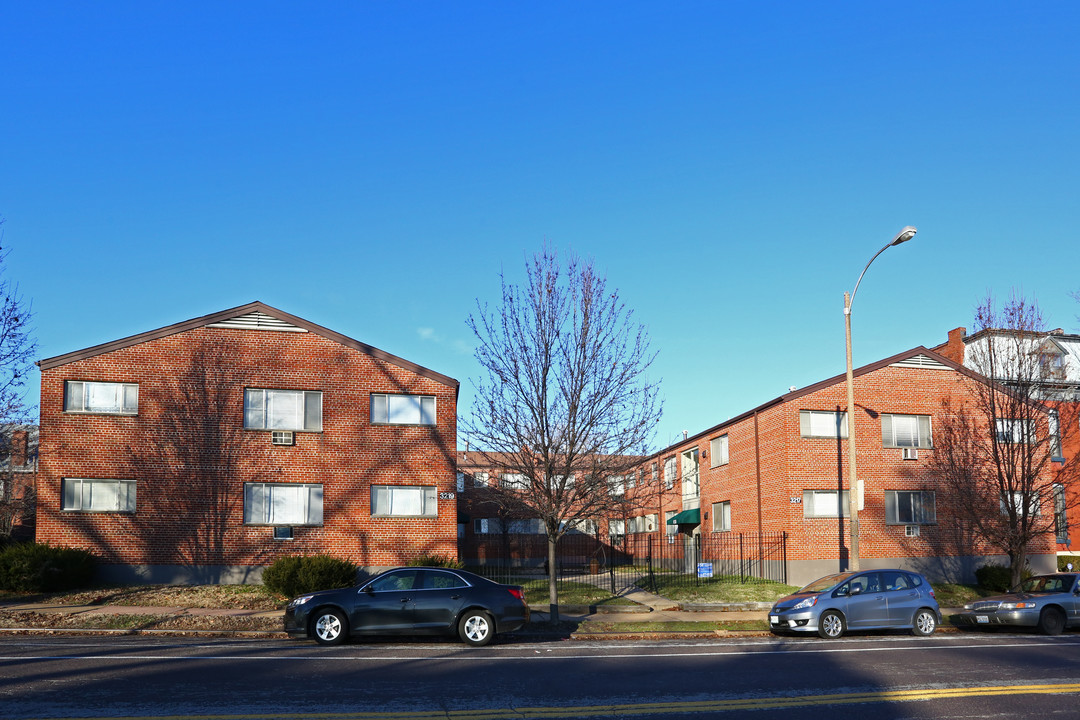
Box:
xmin=644 ymin=361 xmax=1057 ymax=581
xmin=37 ymin=326 xmax=458 ymax=571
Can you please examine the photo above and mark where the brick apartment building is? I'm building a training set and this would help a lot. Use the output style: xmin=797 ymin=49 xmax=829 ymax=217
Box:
xmin=936 ymin=325 xmax=1080 ymax=552
xmin=35 ymin=302 xmax=460 ymax=583
xmin=639 ymin=345 xmax=1059 ymax=586
xmin=455 ymin=345 xmax=1060 ymax=587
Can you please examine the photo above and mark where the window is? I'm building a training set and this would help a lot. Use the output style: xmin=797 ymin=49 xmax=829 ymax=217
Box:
xmin=244 ymin=483 xmax=322 ymax=525
xmin=710 ymin=435 xmax=729 ymax=467
xmin=507 ymin=518 xmax=544 ymax=534
xmin=474 ymin=518 xmax=505 ymax=534
xmin=681 ymin=448 xmax=699 ymax=500
xmin=609 ymin=475 xmax=626 ymax=496
xmin=423 ymin=569 xmax=468 ymax=590
xmin=370 ymin=393 xmax=436 ymax=425
xmin=802 ymin=490 xmax=850 ymax=518
xmin=1001 ymin=491 xmax=1040 ymax=517
xmin=472 ymin=471 xmax=489 ymax=488
xmin=995 ymin=418 xmax=1033 ymax=444
xmin=64 ymin=381 xmax=138 ymax=415
xmin=881 ymin=414 xmax=932 ymax=449
xmin=712 ymin=501 xmax=731 ymax=532
xmin=371 ymin=485 xmax=437 ymax=517
xmin=561 ymin=518 xmax=598 ymax=535
xmin=800 ymin=410 xmax=848 ymax=439
xmin=501 ymin=473 xmax=530 ymax=490
xmin=244 ymin=389 xmax=322 ymax=431
xmin=1054 ymin=484 xmax=1068 ymax=542
xmin=1050 ymin=410 xmax=1063 ymax=460
xmin=608 ymin=519 xmax=625 ymax=544
xmin=665 ymin=510 xmax=678 ymax=535
xmin=62 ymin=478 xmax=136 ymax=512
xmin=885 ymin=490 xmax=936 ymax=525
xmin=663 ymin=457 xmax=676 ymax=490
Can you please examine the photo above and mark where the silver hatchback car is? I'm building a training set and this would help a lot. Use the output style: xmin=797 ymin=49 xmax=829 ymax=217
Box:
xmin=769 ymin=569 xmax=941 ymax=639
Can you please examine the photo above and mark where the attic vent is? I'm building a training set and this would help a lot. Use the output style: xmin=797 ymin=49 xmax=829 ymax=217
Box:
xmin=271 ymin=430 xmax=295 ymax=446
xmin=905 ymin=524 xmax=920 ymax=537
xmin=901 ymin=447 xmax=919 ymax=461
xmin=207 ymin=311 xmax=307 ymax=333
xmin=890 ymin=354 xmax=949 ymax=370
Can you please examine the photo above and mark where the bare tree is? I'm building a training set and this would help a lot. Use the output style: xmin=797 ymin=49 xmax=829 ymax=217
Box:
xmin=931 ymin=294 xmax=1079 ymax=587
xmin=465 ymin=247 xmax=662 ymax=620
xmin=0 ymin=220 xmax=38 ymax=542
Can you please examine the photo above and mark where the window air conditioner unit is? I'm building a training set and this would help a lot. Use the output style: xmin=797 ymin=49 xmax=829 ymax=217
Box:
xmin=901 ymin=447 xmax=918 ymax=460
xmin=271 ymin=430 xmax=295 ymax=446
xmin=905 ymin=524 xmax=920 ymax=537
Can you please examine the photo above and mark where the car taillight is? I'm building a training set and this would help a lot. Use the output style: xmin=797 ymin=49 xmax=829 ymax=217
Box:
xmin=506 ymin=587 xmax=525 ymax=602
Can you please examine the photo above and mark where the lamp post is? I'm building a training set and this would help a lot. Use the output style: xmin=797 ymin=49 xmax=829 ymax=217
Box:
xmin=843 ymin=225 xmax=917 ymax=571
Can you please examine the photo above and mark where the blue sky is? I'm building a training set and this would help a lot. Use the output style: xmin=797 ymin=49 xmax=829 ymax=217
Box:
xmin=3 ymin=2 xmax=1078 ymax=450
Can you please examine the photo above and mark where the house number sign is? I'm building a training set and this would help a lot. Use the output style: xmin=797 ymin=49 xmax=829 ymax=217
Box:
xmin=439 ymin=492 xmax=456 ymax=500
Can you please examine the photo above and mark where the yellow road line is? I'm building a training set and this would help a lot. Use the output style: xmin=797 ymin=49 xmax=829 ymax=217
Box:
xmin=24 ymin=682 xmax=1080 ymax=720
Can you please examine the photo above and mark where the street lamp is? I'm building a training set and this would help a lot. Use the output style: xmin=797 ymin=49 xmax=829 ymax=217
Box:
xmin=843 ymin=225 xmax=917 ymax=571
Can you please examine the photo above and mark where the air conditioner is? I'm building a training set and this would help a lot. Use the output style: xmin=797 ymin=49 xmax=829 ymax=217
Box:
xmin=271 ymin=430 xmax=295 ymax=446
xmin=901 ymin=447 xmax=918 ymax=460
xmin=905 ymin=524 xmax=920 ymax=537
xmin=273 ymin=526 xmax=294 ymax=540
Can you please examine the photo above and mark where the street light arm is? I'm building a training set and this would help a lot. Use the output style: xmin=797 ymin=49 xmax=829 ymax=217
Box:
xmin=847 ymin=226 xmax=917 ymax=311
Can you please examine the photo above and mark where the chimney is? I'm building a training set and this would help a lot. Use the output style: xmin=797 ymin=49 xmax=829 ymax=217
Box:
xmin=938 ymin=327 xmax=967 ymax=364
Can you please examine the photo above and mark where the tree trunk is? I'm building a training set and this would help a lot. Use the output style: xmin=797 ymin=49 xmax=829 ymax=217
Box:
xmin=547 ymin=534 xmax=560 ymax=623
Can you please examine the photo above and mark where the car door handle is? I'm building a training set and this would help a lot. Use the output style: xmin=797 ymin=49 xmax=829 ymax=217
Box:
xmin=400 ymin=597 xmax=410 ymax=603
xmin=450 ymin=594 xmax=462 ymax=600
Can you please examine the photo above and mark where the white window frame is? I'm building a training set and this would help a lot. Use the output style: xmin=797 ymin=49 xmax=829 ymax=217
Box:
xmin=664 ymin=510 xmax=678 ymax=535
xmin=712 ymin=500 xmax=731 ymax=532
xmin=62 ymin=478 xmax=137 ymax=513
xmin=885 ymin=490 xmax=937 ymax=525
xmin=802 ymin=489 xmax=850 ymax=518
xmin=500 ymin=473 xmax=530 ymax=490
xmin=609 ymin=475 xmax=626 ymax=496
xmin=243 ymin=482 xmax=323 ymax=526
xmin=1049 ymin=410 xmax=1063 ymax=460
xmin=881 ymin=414 xmax=933 ymax=449
xmin=370 ymin=393 xmax=436 ymax=426
xmin=710 ymin=435 xmax=729 ymax=467
xmin=244 ymin=389 xmax=322 ymax=432
xmin=472 ymin=471 xmax=489 ymax=488
xmin=995 ymin=418 xmax=1033 ymax=444
xmin=800 ymin=410 xmax=849 ymax=439
xmin=1001 ymin=491 xmax=1041 ymax=517
xmin=663 ymin=457 xmax=676 ymax=490
xmin=1054 ymin=483 xmax=1068 ymax=542
xmin=371 ymin=484 xmax=438 ymax=517
xmin=64 ymin=381 xmax=138 ymax=415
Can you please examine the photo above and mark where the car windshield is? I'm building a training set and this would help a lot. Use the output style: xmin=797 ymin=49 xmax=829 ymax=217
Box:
xmin=1018 ymin=574 xmax=1076 ymax=593
xmin=799 ymin=572 xmax=855 ymax=593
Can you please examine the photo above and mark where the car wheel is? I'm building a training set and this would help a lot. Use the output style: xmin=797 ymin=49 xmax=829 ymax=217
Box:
xmin=312 ymin=609 xmax=348 ymax=646
xmin=817 ymin=610 xmax=845 ymax=639
xmin=459 ymin=610 xmax=494 ymax=646
xmin=1037 ymin=606 xmax=1066 ymax=636
xmin=912 ymin=608 xmax=937 ymax=636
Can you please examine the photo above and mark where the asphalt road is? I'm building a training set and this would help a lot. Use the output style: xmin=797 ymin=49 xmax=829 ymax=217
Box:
xmin=3 ymin=632 xmax=1080 ymax=719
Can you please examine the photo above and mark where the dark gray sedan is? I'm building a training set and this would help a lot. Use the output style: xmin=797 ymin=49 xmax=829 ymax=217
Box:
xmin=769 ymin=569 xmax=941 ymax=639
xmin=954 ymin=573 xmax=1080 ymax=635
xmin=284 ymin=567 xmax=530 ymax=646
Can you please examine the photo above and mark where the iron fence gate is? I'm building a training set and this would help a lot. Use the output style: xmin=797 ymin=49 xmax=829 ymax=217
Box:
xmin=461 ymin=530 xmax=787 ymax=593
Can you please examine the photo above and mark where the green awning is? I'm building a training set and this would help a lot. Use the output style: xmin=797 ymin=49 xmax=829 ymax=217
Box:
xmin=666 ymin=508 xmax=701 ymax=525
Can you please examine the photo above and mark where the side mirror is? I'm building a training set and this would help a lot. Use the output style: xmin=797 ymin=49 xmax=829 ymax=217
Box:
xmin=850 ymin=585 xmax=863 ymax=596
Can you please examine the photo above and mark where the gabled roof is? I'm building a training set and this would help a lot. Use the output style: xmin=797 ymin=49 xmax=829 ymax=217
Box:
xmin=656 ymin=345 xmax=985 ymax=455
xmin=36 ymin=301 xmax=459 ymax=389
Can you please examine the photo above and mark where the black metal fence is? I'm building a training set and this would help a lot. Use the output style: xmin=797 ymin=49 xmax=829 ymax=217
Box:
xmin=462 ymin=530 xmax=787 ymax=593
